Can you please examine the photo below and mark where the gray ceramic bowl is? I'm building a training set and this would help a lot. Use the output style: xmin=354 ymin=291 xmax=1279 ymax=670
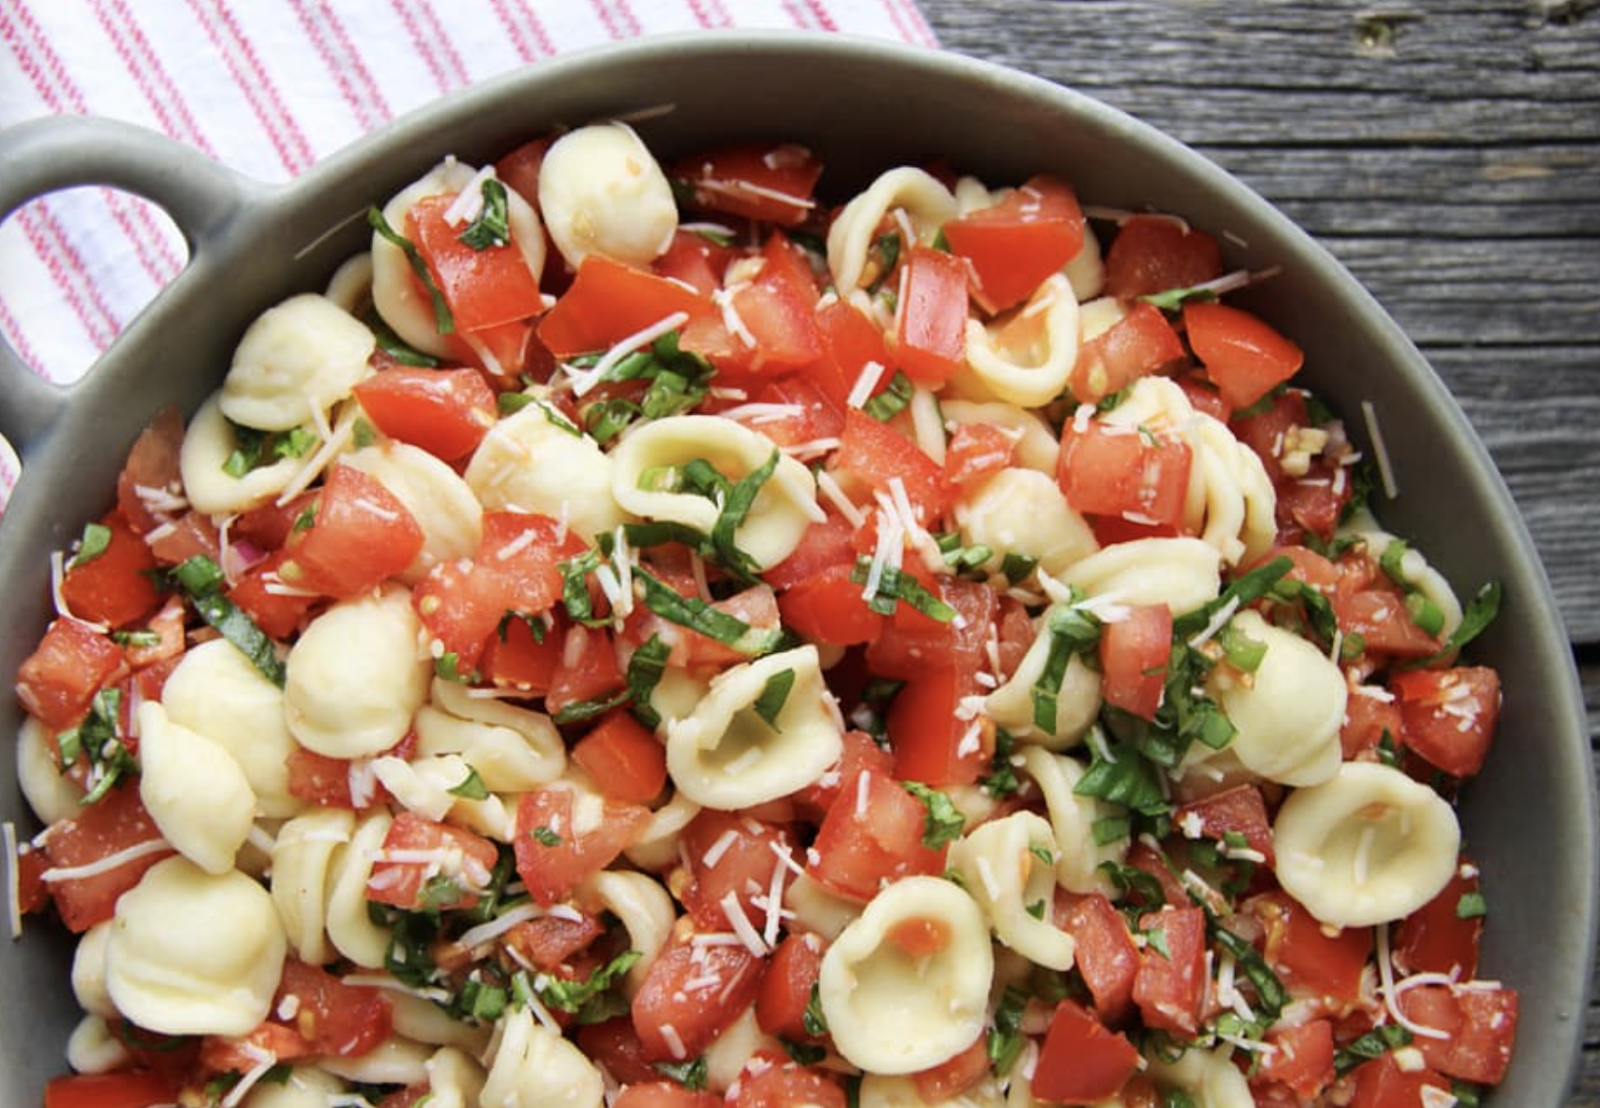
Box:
xmin=0 ymin=30 xmax=1592 ymax=1107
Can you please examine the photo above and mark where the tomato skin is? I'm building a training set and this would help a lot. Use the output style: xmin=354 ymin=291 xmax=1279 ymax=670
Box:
xmin=409 ymin=193 xmax=544 ymax=332
xmin=828 ymin=409 xmax=949 ymax=525
xmin=1348 ymin=1052 xmax=1452 ymax=1108
xmin=1057 ymin=418 xmax=1192 ymax=529
xmin=942 ymin=175 xmax=1085 ymax=314
xmin=353 ymin=367 xmax=497 ymax=461
xmin=366 ymin=811 xmax=500 ymax=912
xmin=1098 ymin=604 xmax=1172 ymax=720
xmin=44 ymin=1071 xmax=180 ymax=1108
xmin=282 ymin=463 xmax=424 ymax=599
xmin=1392 ymin=666 xmax=1501 ymax=778
xmin=1030 ymin=1000 xmax=1141 ymax=1105
xmin=116 ymin=404 xmax=185 ymax=536
xmin=729 ymin=1055 xmax=847 ymax=1108
xmin=572 ymin=711 xmax=668 ymax=804
xmin=679 ymin=810 xmax=790 ymax=934
xmin=912 ymin=1036 xmax=992 ymax=1104
xmin=1172 ymin=784 xmax=1275 ymax=866
xmin=60 ymin=512 xmax=164 ymax=628
xmin=893 ymin=245 xmax=970 ymax=385
xmin=1131 ymin=906 xmax=1207 ymax=1036
xmin=778 ymin=563 xmax=884 ymax=646
xmin=812 ymin=298 xmax=892 ymax=411
xmin=1397 ymin=983 xmax=1519 ymax=1085
xmin=1103 ymin=215 xmax=1223 ymax=300
xmin=513 ymin=787 xmax=650 ymax=906
xmin=42 ymin=785 xmax=175 ymax=933
xmin=1249 ymin=891 xmax=1371 ymax=1005
xmin=1061 ymin=892 xmax=1141 ymax=1024
xmin=808 ymin=769 xmax=946 ymax=902
xmin=653 ymin=228 xmax=737 ymax=296
xmin=756 ymin=932 xmax=827 ymax=1042
xmin=275 ymin=958 xmax=393 ymax=1057
xmin=614 ymin=1082 xmax=723 ymax=1108
xmin=1255 ymin=1019 xmax=1335 ymax=1099
xmin=630 ymin=938 xmax=765 ymax=1062
xmin=538 ymin=255 xmax=714 ymax=358
xmin=673 ymin=142 xmax=824 ymax=226
xmin=17 ymin=618 xmax=128 ymax=731
xmin=885 ymin=664 xmax=987 ymax=787
xmin=1394 ymin=863 xmax=1483 ymax=979
xmin=1184 ymin=301 xmax=1305 ymax=412
xmin=1341 ymin=683 xmax=1403 ymax=761
xmin=1070 ymin=301 xmax=1186 ymax=404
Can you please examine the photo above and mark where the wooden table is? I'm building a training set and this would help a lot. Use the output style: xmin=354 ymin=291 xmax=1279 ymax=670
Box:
xmin=915 ymin=0 xmax=1599 ymax=1101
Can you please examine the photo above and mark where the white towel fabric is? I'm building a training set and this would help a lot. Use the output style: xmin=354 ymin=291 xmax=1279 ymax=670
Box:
xmin=0 ymin=0 xmax=938 ymax=510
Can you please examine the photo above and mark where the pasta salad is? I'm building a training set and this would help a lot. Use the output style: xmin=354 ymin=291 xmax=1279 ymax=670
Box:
xmin=10 ymin=122 xmax=1517 ymax=1108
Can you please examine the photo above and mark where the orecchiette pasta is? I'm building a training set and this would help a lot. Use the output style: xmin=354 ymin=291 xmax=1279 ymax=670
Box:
xmin=941 ymin=399 xmax=1060 ymax=474
xmin=16 ymin=714 xmax=82 ymax=825
xmin=948 ymin=810 xmax=1076 ymax=970
xmin=665 ymin=645 xmax=843 ymax=809
xmin=372 ymin=753 xmax=516 ymax=841
xmin=959 ymin=276 xmax=1081 ymax=408
xmin=135 ymin=700 xmax=255 ymax=875
xmin=1145 ymin=1045 xmax=1255 ymax=1108
xmin=609 ymin=415 xmax=821 ymax=571
xmin=70 ymin=922 xmax=115 ymax=1020
xmin=284 ymin=584 xmax=430 ymax=759
xmin=64 ymin=1015 xmax=131 ymax=1076
xmin=416 ymin=678 xmax=566 ymax=791
xmin=818 ymin=876 xmax=994 ymax=1075
xmin=705 ymin=1008 xmax=784 ymax=1095
xmin=861 ymin=1073 xmax=1006 ymax=1108
xmin=1022 ymin=746 xmax=1128 ymax=895
xmin=538 ymin=123 xmax=677 ymax=270
xmin=464 ymin=399 xmax=628 ymax=541
xmin=984 ymin=606 xmax=1102 ymax=747
xmin=318 ymin=1036 xmax=433 ymax=1086
xmin=1274 ymin=761 xmax=1461 ymax=928
xmin=270 ymin=808 xmax=359 ymax=965
xmin=106 ymin=856 xmax=286 ymax=1036
xmin=1351 ymin=523 xmax=1465 ymax=638
xmin=239 ymin=1067 xmax=348 ymax=1108
xmin=827 ymin=167 xmax=959 ymax=296
xmin=419 ymin=1046 xmax=487 ymax=1108
xmin=1058 ymin=536 xmax=1223 ymax=616
xmin=180 ymin=392 xmax=303 ymax=514
xmin=219 ymin=293 xmax=374 ymax=433
xmin=344 ymin=441 xmax=484 ymax=584
xmin=585 ymin=870 xmax=677 ymax=995
xmin=480 ymin=1008 xmax=605 ymax=1108
xmin=953 ymin=467 xmax=1098 ymax=580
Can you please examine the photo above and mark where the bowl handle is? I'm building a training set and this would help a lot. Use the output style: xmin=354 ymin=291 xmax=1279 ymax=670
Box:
xmin=0 ymin=115 xmax=260 ymax=456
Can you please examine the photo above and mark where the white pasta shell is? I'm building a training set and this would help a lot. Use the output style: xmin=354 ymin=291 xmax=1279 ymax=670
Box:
xmin=136 ymin=700 xmax=255 ymax=875
xmin=481 ymin=1008 xmax=604 ymax=1108
xmin=220 ymin=293 xmax=374 ymax=432
xmin=465 ymin=400 xmax=627 ymax=543
xmin=1022 ymin=747 xmax=1127 ymax=896
xmin=585 ymin=870 xmax=676 ymax=996
xmin=539 ymin=123 xmax=678 ymax=270
xmin=106 ymin=856 xmax=286 ymax=1036
xmin=70 ymin=922 xmax=115 ymax=1019
xmin=180 ymin=392 xmax=301 ymax=514
xmin=1145 ymin=1045 xmax=1256 ymax=1108
xmin=949 ymin=810 xmax=1076 ymax=971
xmin=954 ymin=467 xmax=1098 ymax=579
xmin=270 ymin=808 xmax=356 ymax=965
xmin=240 ymin=1068 xmax=349 ymax=1108
xmin=827 ymin=167 xmax=959 ymax=296
xmin=319 ymin=1036 xmax=433 ymax=1086
xmin=818 ymin=875 xmax=994 ymax=1075
xmin=1353 ymin=526 xmax=1464 ymax=638
xmin=862 ymin=1073 xmax=1006 ymax=1108
xmin=17 ymin=714 xmax=82 ymax=824
xmin=985 ymin=614 xmax=1101 ymax=750
xmin=959 ymin=275 xmax=1080 ymax=408
xmin=610 ymin=415 xmax=820 ymax=571
xmin=344 ymin=441 xmax=483 ymax=585
xmin=416 ymin=677 xmax=566 ymax=792
xmin=1273 ymin=761 xmax=1461 ymax=928
xmin=325 ymin=810 xmax=395 ymax=968
xmin=64 ymin=1015 xmax=131 ymax=1076
xmin=1058 ymin=536 xmax=1222 ymax=616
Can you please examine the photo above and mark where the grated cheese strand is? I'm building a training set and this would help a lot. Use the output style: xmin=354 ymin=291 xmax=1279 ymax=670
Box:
xmin=41 ymin=838 xmax=170 ymax=884
xmin=565 ymin=311 xmax=690 ymax=398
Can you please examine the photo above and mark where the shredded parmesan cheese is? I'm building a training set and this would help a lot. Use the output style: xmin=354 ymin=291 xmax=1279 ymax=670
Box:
xmin=41 ymin=839 xmax=170 ymax=883
xmin=565 ymin=311 xmax=691 ymax=397
xmin=1361 ymin=399 xmax=1400 ymax=500
xmin=846 ymin=359 xmax=888 ymax=409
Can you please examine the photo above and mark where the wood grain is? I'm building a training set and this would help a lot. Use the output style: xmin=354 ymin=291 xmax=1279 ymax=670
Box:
xmin=918 ymin=1 xmax=1600 ymax=1102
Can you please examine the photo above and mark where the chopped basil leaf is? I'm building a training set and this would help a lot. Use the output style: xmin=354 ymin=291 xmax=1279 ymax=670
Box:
xmin=70 ymin=522 xmax=112 ymax=568
xmin=435 ymin=652 xmax=475 ymax=683
xmin=551 ymin=689 xmax=630 ymax=725
xmin=558 ymin=549 xmax=608 ymax=627
xmin=636 ymin=567 xmax=781 ymax=655
xmin=584 ymin=397 xmax=641 ymax=445
xmin=536 ymin=950 xmax=643 ymax=1018
xmin=1455 ymin=890 xmax=1488 ymax=920
xmin=1075 ymin=738 xmax=1169 ymax=817
xmin=1378 ymin=538 xmax=1411 ymax=584
xmin=936 ymin=532 xmax=993 ymax=573
xmin=498 ymin=391 xmax=536 ymax=415
xmin=1216 ymin=622 xmax=1268 ymax=672
xmin=530 ymin=826 xmax=563 ymax=847
xmin=418 ymin=874 xmax=464 ymax=909
xmin=709 ymin=450 xmax=779 ymax=583
xmin=454 ymin=976 xmax=508 ymax=1022
xmin=850 ymin=558 xmax=958 ymax=622
xmin=1143 ymin=926 xmax=1171 ymax=960
xmin=1139 ymin=284 xmax=1219 ymax=312
xmin=1229 ymin=387 xmax=1283 ymax=420
xmin=862 ymin=369 xmax=914 ymax=421
xmin=986 ymin=985 xmax=1028 ymax=1074
xmin=1445 ymin=580 xmax=1501 ymax=654
xmin=111 ymin=629 xmax=161 ymax=649
xmin=803 ymin=982 xmax=829 ymax=1036
xmin=780 ymin=1038 xmax=827 ymax=1066
xmin=458 ymin=178 xmax=512 ymax=250
xmin=1164 ymin=1091 xmax=1198 ymax=1108
xmin=1000 ymin=551 xmax=1038 ymax=585
xmin=292 ymin=502 xmax=317 ymax=533
xmin=62 ymin=688 xmax=136 ymax=805
xmin=980 ymin=728 xmax=1021 ymax=799
xmin=1268 ymin=577 xmax=1340 ymax=647
xmin=352 ymin=417 xmax=377 ymax=449
xmin=1031 ymin=603 xmax=1102 ymax=731
xmin=1025 ymin=899 xmax=1047 ymax=920
xmin=903 ymin=782 xmax=966 ymax=848
xmin=368 ymin=315 xmax=441 ymax=367
xmin=1377 ymin=727 xmax=1403 ymax=768
xmin=448 ymin=765 xmax=489 ymax=801
xmin=1092 ymin=815 xmax=1131 ymax=845
xmin=867 ymin=232 xmax=901 ymax=294
xmin=1175 ymin=556 xmax=1293 ymax=639
xmin=1451 ymin=1080 xmax=1483 ymax=1108
xmin=1334 ymin=1024 xmax=1413 ymax=1075
xmin=653 ymin=1055 xmax=709 ymax=1091
xmin=173 ymin=555 xmax=285 ymax=686
xmin=753 ymin=667 xmax=796 ymax=729
xmin=1029 ymin=842 xmax=1056 ymax=866
xmin=1210 ymin=923 xmax=1287 ymax=1022
xmin=367 ymin=205 xmax=455 ymax=335
xmin=1405 ymin=591 xmax=1446 ymax=637
xmin=1098 ymin=860 xmax=1167 ymax=912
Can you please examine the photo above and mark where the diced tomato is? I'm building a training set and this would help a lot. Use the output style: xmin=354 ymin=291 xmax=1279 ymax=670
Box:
xmin=870 ymin=574 xmax=996 ymax=680
xmin=572 ymin=711 xmax=668 ymax=804
xmin=1184 ymin=301 xmax=1305 ymax=412
xmin=1348 ymin=1052 xmax=1452 ymax=1108
xmin=494 ymin=137 xmax=552 ymax=207
xmin=712 ymin=233 xmax=824 ymax=380
xmin=1172 ymin=784 xmax=1275 ymax=866
xmin=808 ymin=769 xmax=946 ymax=902
xmin=408 ymin=193 xmax=544 ymax=333
xmin=538 ymin=255 xmax=714 ymax=358
xmin=116 ymin=596 xmax=186 ymax=673
xmin=286 ymin=746 xmax=361 ymax=808
xmin=281 ymin=463 xmax=424 ymax=599
xmin=886 ymin=664 xmax=988 ymax=787
xmin=892 ymin=244 xmax=969 ymax=385
xmin=44 ymin=1071 xmax=181 ymax=1108
xmin=1393 ymin=863 xmax=1484 ymax=979
xmin=17 ymin=617 xmax=128 ymax=730
xmin=13 ymin=843 xmax=50 ymax=916
xmin=1333 ymin=583 xmax=1441 ymax=660
xmin=741 ymin=374 xmax=844 ymax=451
xmin=1124 ymin=840 xmax=1190 ymax=910
xmin=353 ymin=367 xmax=497 ymax=462
xmin=1397 ymin=984 xmax=1518 ymax=1085
xmin=679 ymin=810 xmax=789 ymax=933
xmin=1250 ymin=891 xmax=1371 ymax=1004
xmin=1070 ymin=301 xmax=1187 ymax=405
xmin=1098 ymin=604 xmax=1172 ymax=720
xmin=778 ymin=563 xmax=885 ymax=646
xmin=756 ymin=931 xmax=826 ymax=1042
xmin=1061 ymin=893 xmax=1141 ymax=1024
xmin=578 ymin=1018 xmax=660 ymax=1085
xmin=275 ymin=958 xmax=393 ymax=1057
xmin=763 ymin=513 xmax=856 ymax=592
xmin=116 ymin=405 xmax=185 ymax=536
xmin=812 ymin=298 xmax=892 ymax=411
xmin=198 ymin=1021 xmax=311 ymax=1074
xmin=793 ymin=728 xmax=896 ymax=822
xmin=1229 ymin=390 xmax=1356 ymax=545
xmin=60 ymin=512 xmax=164 ymax=628
xmin=366 ymin=811 xmax=500 ymax=912
xmin=146 ymin=509 xmax=220 ymax=567
xmin=1392 ymin=667 xmax=1501 ymax=778
xmin=502 ymin=910 xmax=605 ymax=972
xmin=828 ymin=409 xmax=949 ymax=525
xmin=483 ymin=511 xmax=588 ymax=615
xmin=481 ymin=609 xmax=565 ymax=694
xmin=412 ymin=560 xmax=509 ymax=672
xmin=943 ymin=422 xmax=1017 ymax=490
xmin=513 ymin=787 xmax=650 ymax=906
xmin=545 ymin=624 xmax=627 ymax=720
xmin=42 ymin=785 xmax=175 ymax=932
xmin=943 ymin=175 xmax=1085 ymax=314
xmin=630 ymin=937 xmax=765 ymax=1062
xmin=1031 ymin=1000 xmax=1141 ymax=1105
xmin=1131 ymin=906 xmax=1207 ymax=1036
xmin=226 ymin=550 xmax=318 ymax=641
xmin=672 ymin=143 xmax=823 ymax=226
xmin=653 ymin=228 xmax=737 ymax=296
xmin=614 ymin=1082 xmax=723 ymax=1108
xmin=728 ymin=1054 xmax=847 ymax=1108
xmin=1255 ymin=1019 xmax=1335 ymax=1100
xmin=1057 ymin=418 xmax=1192 ymax=530
xmin=1341 ymin=683 xmax=1403 ymax=761
xmin=1103 ymin=215 xmax=1223 ymax=300
xmin=912 ymin=1036 xmax=991 ymax=1104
